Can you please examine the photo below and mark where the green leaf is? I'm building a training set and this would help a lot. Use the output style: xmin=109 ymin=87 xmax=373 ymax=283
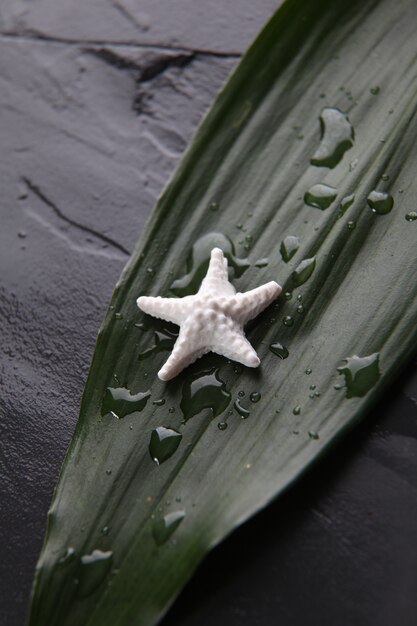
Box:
xmin=29 ymin=0 xmax=417 ymax=625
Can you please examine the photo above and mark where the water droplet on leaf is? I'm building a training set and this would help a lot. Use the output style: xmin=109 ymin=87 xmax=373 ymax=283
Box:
xmin=101 ymin=387 xmax=151 ymax=419
xmin=367 ymin=190 xmax=394 ymax=215
xmin=217 ymin=421 xmax=227 ymax=430
xmin=340 ymin=193 xmax=355 ymax=214
xmin=280 ymin=235 xmax=300 ymax=262
xmin=304 ymin=184 xmax=337 ymax=210
xmin=149 ymin=427 xmax=182 ymax=465
xmin=249 ymin=392 xmax=261 ymax=403
xmin=180 ymin=368 xmax=231 ymax=420
xmin=405 ymin=211 xmax=417 ymax=222
xmin=283 ymin=315 xmax=294 ymax=327
xmin=234 ymin=399 xmax=250 ymax=418
xmin=310 ymin=107 xmax=354 ymax=168
xmin=270 ymin=343 xmax=289 ymax=359
xmin=78 ymin=549 xmax=113 ymax=597
xmin=292 ymin=257 xmax=316 ymax=286
xmin=293 ymin=405 xmax=301 ymax=415
xmin=337 ymin=353 xmax=380 ymax=398
xmin=152 ymin=511 xmax=185 ymax=546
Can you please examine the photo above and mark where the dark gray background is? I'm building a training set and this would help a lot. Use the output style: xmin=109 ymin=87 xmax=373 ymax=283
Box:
xmin=0 ymin=2 xmax=416 ymax=625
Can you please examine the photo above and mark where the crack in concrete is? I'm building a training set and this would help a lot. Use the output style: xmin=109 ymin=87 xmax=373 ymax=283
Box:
xmin=21 ymin=177 xmax=131 ymax=257
xmin=0 ymin=31 xmax=241 ymax=59
xmin=84 ymin=46 xmax=195 ymax=82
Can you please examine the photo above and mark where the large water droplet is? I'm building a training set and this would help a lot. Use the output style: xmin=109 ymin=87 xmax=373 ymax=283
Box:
xmin=180 ymin=368 xmax=231 ymax=420
xmin=270 ymin=343 xmax=289 ymax=359
xmin=78 ymin=550 xmax=113 ymax=597
xmin=170 ymin=233 xmax=249 ymax=296
xmin=149 ymin=427 xmax=182 ymax=464
xmin=337 ymin=353 xmax=380 ymax=398
xmin=280 ymin=235 xmax=300 ymax=263
xmin=310 ymin=107 xmax=354 ymax=168
xmin=234 ymin=399 xmax=250 ymax=418
xmin=367 ymin=190 xmax=394 ymax=215
xmin=292 ymin=257 xmax=316 ymax=286
xmin=152 ymin=511 xmax=185 ymax=546
xmin=304 ymin=184 xmax=337 ymax=210
xmin=101 ymin=387 xmax=151 ymax=419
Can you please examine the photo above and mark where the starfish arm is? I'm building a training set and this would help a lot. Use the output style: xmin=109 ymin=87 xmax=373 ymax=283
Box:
xmin=198 ymin=247 xmax=236 ymax=296
xmin=157 ymin=317 xmax=208 ymax=381
xmin=136 ymin=295 xmax=194 ymax=326
xmin=211 ymin=327 xmax=260 ymax=368
xmin=233 ymin=281 xmax=281 ymax=324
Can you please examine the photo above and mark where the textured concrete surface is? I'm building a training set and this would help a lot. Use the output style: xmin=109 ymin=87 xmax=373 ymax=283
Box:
xmin=0 ymin=1 xmax=416 ymax=625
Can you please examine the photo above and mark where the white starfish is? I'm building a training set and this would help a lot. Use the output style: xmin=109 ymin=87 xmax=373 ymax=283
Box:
xmin=137 ymin=248 xmax=282 ymax=381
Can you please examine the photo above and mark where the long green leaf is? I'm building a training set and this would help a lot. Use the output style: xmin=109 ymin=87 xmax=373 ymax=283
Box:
xmin=29 ymin=0 xmax=417 ymax=624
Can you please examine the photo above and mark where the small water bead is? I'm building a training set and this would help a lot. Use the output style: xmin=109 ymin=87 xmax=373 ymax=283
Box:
xmin=284 ymin=292 xmax=292 ymax=301
xmin=304 ymin=184 xmax=337 ymax=210
xmin=405 ymin=211 xmax=417 ymax=222
xmin=334 ymin=384 xmax=342 ymax=390
xmin=146 ymin=267 xmax=154 ymax=275
xmin=153 ymin=398 xmax=166 ymax=406
xmin=152 ymin=511 xmax=185 ymax=546
xmin=115 ymin=312 xmax=123 ymax=319
xmin=218 ymin=421 xmax=228 ymax=431
xmin=310 ymin=384 xmax=316 ymax=390
xmin=292 ymin=257 xmax=316 ymax=286
xmin=310 ymin=107 xmax=354 ymax=168
xmin=283 ymin=315 xmax=294 ymax=327
xmin=149 ymin=427 xmax=182 ymax=465
xmin=297 ymin=294 xmax=303 ymax=301
xmin=58 ymin=547 xmax=76 ymax=566
xmin=367 ymin=190 xmax=394 ymax=215
xmin=209 ymin=201 xmax=219 ymax=211
xmin=381 ymin=174 xmax=389 ymax=181
xmin=338 ymin=353 xmax=380 ymax=398
xmin=309 ymin=393 xmax=315 ymax=399
xmin=106 ymin=469 xmax=112 ymax=475
xmin=238 ymin=390 xmax=245 ymax=397
xmin=296 ymin=304 xmax=304 ymax=314
xmin=250 ymin=392 xmax=261 ymax=403
xmin=308 ymin=431 xmax=320 ymax=440
xmin=305 ymin=368 xmax=312 ymax=375
xmin=370 ymin=85 xmax=380 ymax=95
xmin=314 ymin=391 xmax=321 ymax=397
xmin=270 ymin=342 xmax=289 ymax=359
xmin=101 ymin=526 xmax=110 ymax=536
xmin=280 ymin=235 xmax=300 ymax=262
xmin=168 ymin=407 xmax=175 ymax=413
xmin=347 ymin=221 xmax=356 ymax=230
xmin=293 ymin=405 xmax=301 ymax=415
xmin=234 ymin=399 xmax=250 ymax=419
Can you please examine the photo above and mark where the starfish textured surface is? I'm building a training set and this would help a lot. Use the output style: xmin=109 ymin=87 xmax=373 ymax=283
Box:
xmin=137 ymin=248 xmax=282 ymax=381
